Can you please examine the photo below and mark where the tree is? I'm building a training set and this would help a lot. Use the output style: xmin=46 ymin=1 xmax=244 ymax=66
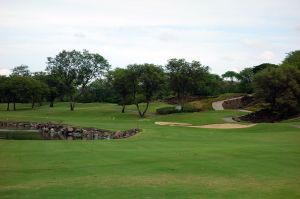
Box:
xmin=33 ymin=72 xmax=64 ymax=107
xmin=282 ymin=50 xmax=300 ymax=69
xmin=221 ymin=71 xmax=239 ymax=82
xmin=254 ymin=65 xmax=300 ymax=118
xmin=77 ymin=78 xmax=118 ymax=103
xmin=5 ymin=76 xmax=33 ymax=111
xmin=46 ymin=50 xmax=110 ymax=111
xmin=27 ymin=78 xmax=49 ymax=108
xmin=165 ymin=58 xmax=209 ymax=109
xmin=0 ymin=76 xmax=8 ymax=103
xmin=237 ymin=68 xmax=254 ymax=93
xmin=252 ymin=63 xmax=278 ymax=74
xmin=221 ymin=70 xmax=240 ymax=93
xmin=127 ymin=64 xmax=164 ymax=117
xmin=11 ymin=65 xmax=31 ymax=77
xmin=111 ymin=68 xmax=132 ymax=113
xmin=194 ymin=74 xmax=223 ymax=96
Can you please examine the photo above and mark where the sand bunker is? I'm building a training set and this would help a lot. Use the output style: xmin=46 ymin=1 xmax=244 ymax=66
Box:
xmin=187 ymin=123 xmax=256 ymax=129
xmin=155 ymin=121 xmax=255 ymax=129
xmin=155 ymin=122 xmax=192 ymax=126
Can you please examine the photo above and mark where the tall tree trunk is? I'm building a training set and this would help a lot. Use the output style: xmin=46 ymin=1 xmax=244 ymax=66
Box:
xmin=121 ymin=104 xmax=125 ymax=113
xmin=70 ymin=102 xmax=75 ymax=111
xmin=50 ymin=100 xmax=54 ymax=107
xmin=69 ymin=94 xmax=75 ymax=111
xmin=13 ymin=102 xmax=16 ymax=111
xmin=6 ymin=102 xmax=10 ymax=111
xmin=121 ymin=97 xmax=126 ymax=113
xmin=31 ymin=100 xmax=35 ymax=109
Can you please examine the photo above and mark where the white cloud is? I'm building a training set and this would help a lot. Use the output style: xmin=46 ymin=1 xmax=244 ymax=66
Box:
xmin=258 ymin=51 xmax=275 ymax=61
xmin=74 ymin=33 xmax=86 ymax=39
xmin=0 ymin=68 xmax=10 ymax=76
xmin=242 ymin=39 xmax=263 ymax=48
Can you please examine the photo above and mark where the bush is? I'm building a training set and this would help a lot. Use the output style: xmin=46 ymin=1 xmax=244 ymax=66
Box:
xmin=156 ymin=106 xmax=181 ymax=115
xmin=253 ymin=65 xmax=300 ymax=118
xmin=156 ymin=105 xmax=200 ymax=115
xmin=182 ymin=105 xmax=200 ymax=112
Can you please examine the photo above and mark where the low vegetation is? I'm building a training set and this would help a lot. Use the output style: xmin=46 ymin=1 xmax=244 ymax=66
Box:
xmin=1 ymin=50 xmax=299 ymax=121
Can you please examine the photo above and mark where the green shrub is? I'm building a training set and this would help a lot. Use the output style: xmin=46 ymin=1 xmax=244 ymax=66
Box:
xmin=156 ymin=105 xmax=200 ymax=115
xmin=182 ymin=105 xmax=200 ymax=112
xmin=156 ymin=106 xmax=181 ymax=115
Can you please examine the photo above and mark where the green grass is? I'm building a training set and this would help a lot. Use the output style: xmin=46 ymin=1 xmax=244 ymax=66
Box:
xmin=0 ymin=130 xmax=42 ymax=140
xmin=0 ymin=102 xmax=300 ymax=198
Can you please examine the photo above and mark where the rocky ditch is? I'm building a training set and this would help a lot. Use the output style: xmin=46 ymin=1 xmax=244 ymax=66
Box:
xmin=0 ymin=121 xmax=141 ymax=140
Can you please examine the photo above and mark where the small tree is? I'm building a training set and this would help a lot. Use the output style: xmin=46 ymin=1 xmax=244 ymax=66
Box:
xmin=111 ymin=68 xmax=132 ymax=113
xmin=127 ymin=64 xmax=164 ymax=117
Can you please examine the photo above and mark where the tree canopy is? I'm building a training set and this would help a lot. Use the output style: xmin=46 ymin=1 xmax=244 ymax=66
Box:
xmin=166 ymin=58 xmax=209 ymax=110
xmin=46 ymin=50 xmax=110 ymax=111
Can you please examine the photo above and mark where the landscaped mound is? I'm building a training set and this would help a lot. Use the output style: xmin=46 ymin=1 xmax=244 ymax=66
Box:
xmin=239 ymin=109 xmax=300 ymax=123
xmin=0 ymin=121 xmax=141 ymax=140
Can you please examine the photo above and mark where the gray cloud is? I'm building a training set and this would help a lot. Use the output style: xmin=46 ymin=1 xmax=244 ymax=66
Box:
xmin=0 ymin=0 xmax=299 ymax=75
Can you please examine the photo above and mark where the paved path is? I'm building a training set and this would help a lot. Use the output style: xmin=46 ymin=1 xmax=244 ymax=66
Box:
xmin=222 ymin=117 xmax=236 ymax=123
xmin=212 ymin=96 xmax=253 ymax=123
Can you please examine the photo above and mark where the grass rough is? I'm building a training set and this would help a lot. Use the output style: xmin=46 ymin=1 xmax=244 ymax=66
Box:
xmin=0 ymin=102 xmax=299 ymax=198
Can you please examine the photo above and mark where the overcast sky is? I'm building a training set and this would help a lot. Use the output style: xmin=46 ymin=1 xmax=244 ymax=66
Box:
xmin=0 ymin=0 xmax=299 ymax=75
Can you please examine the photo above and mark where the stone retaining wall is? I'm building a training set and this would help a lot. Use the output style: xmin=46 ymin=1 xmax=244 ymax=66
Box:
xmin=222 ymin=98 xmax=243 ymax=109
xmin=222 ymin=96 xmax=254 ymax=109
xmin=0 ymin=121 xmax=141 ymax=140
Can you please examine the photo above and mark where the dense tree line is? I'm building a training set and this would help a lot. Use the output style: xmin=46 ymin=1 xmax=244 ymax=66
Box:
xmin=0 ymin=49 xmax=299 ymax=119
